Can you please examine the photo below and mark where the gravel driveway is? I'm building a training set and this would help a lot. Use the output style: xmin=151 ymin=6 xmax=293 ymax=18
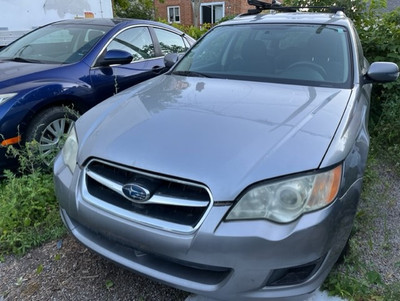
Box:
xmin=1 ymin=159 xmax=399 ymax=301
xmin=0 ymin=234 xmax=189 ymax=300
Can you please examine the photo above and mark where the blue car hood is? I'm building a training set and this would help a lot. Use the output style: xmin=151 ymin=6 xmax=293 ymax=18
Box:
xmin=77 ymin=75 xmax=351 ymax=200
xmin=0 ymin=60 xmax=60 ymax=87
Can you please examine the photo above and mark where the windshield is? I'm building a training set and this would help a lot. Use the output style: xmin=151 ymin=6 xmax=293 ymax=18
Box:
xmin=0 ymin=23 xmax=111 ymax=64
xmin=173 ymin=24 xmax=352 ymax=88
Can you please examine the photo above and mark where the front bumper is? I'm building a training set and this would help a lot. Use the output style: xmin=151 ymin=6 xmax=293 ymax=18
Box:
xmin=54 ymin=156 xmax=362 ymax=301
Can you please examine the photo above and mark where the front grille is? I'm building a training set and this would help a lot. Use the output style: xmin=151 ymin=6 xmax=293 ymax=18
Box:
xmin=81 ymin=159 xmax=213 ymax=233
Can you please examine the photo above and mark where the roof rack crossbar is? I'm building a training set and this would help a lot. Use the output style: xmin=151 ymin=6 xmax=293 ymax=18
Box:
xmin=245 ymin=0 xmax=344 ymax=15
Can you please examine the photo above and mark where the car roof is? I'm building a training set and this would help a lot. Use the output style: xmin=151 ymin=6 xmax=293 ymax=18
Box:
xmin=222 ymin=11 xmax=352 ymax=27
xmin=50 ymin=18 xmax=185 ymax=34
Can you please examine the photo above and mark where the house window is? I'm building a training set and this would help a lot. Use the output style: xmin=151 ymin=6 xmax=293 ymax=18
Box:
xmin=201 ymin=2 xmax=224 ymax=24
xmin=168 ymin=6 xmax=180 ymax=23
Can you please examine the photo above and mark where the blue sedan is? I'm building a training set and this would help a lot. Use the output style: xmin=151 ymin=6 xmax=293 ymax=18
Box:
xmin=0 ymin=18 xmax=194 ymax=172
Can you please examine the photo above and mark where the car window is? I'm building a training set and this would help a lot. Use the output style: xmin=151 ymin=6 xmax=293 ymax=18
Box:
xmin=107 ymin=27 xmax=155 ymax=61
xmin=191 ymin=29 xmax=232 ymax=67
xmin=0 ymin=24 xmax=109 ymax=64
xmin=34 ymin=29 xmax=75 ymax=43
xmin=174 ymin=24 xmax=351 ymax=88
xmin=153 ymin=28 xmax=188 ymax=55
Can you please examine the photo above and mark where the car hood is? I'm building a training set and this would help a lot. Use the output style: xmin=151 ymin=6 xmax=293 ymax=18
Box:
xmin=77 ymin=75 xmax=352 ymax=201
xmin=0 ymin=60 xmax=60 ymax=87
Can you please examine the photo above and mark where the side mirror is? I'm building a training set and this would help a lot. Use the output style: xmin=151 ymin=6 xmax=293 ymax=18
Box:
xmin=365 ymin=62 xmax=399 ymax=83
xmin=164 ymin=53 xmax=180 ymax=68
xmin=98 ymin=50 xmax=133 ymax=66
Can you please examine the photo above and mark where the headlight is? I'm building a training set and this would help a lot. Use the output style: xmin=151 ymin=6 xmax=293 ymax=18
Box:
xmin=226 ymin=165 xmax=342 ymax=223
xmin=0 ymin=93 xmax=17 ymax=105
xmin=62 ymin=126 xmax=78 ymax=173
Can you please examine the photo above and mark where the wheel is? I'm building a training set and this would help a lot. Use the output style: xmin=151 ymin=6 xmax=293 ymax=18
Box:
xmin=286 ymin=61 xmax=328 ymax=79
xmin=25 ymin=106 xmax=78 ymax=166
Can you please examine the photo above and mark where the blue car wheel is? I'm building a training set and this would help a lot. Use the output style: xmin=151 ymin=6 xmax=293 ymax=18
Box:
xmin=25 ymin=106 xmax=78 ymax=166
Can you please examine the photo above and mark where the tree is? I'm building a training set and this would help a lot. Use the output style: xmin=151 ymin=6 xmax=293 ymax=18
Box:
xmin=113 ymin=0 xmax=130 ymax=11
xmin=113 ymin=0 xmax=154 ymax=20
xmin=284 ymin=0 xmax=384 ymax=21
xmin=191 ymin=0 xmax=201 ymax=27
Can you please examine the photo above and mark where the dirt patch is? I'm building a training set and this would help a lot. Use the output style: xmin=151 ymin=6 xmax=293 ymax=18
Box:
xmin=0 ymin=235 xmax=189 ymax=300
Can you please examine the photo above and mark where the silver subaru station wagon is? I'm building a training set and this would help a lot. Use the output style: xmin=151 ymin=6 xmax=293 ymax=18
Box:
xmin=54 ymin=2 xmax=399 ymax=301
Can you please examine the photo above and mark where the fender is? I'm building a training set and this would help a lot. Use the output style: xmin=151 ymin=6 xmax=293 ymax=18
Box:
xmin=0 ymin=79 xmax=94 ymax=139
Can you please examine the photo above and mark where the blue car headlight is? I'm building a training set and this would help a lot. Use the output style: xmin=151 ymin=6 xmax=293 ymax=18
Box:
xmin=226 ymin=165 xmax=342 ymax=223
xmin=62 ymin=126 xmax=79 ymax=173
xmin=0 ymin=93 xmax=17 ymax=105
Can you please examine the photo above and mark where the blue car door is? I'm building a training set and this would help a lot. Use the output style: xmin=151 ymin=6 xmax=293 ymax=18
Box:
xmin=89 ymin=26 xmax=165 ymax=101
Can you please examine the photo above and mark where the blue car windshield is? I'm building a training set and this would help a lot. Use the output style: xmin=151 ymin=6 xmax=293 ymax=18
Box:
xmin=0 ymin=24 xmax=111 ymax=64
xmin=173 ymin=24 xmax=352 ymax=88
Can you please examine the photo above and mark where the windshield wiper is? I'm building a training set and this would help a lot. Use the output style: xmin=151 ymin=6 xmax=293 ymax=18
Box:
xmin=172 ymin=70 xmax=211 ymax=78
xmin=14 ymin=57 xmax=41 ymax=63
xmin=5 ymin=57 xmax=41 ymax=63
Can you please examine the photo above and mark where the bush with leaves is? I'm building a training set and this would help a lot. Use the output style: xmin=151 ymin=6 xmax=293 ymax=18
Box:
xmin=0 ymin=141 xmax=66 ymax=256
xmin=357 ymin=8 xmax=400 ymax=163
xmin=0 ymin=169 xmax=65 ymax=255
xmin=5 ymin=140 xmax=52 ymax=175
xmin=114 ymin=0 xmax=154 ymax=20
xmin=284 ymin=0 xmax=371 ymax=21
xmin=156 ymin=15 xmax=235 ymax=40
xmin=170 ymin=22 xmax=211 ymax=40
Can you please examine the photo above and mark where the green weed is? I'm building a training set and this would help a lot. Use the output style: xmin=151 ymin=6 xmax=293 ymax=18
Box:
xmin=324 ymin=155 xmax=399 ymax=300
xmin=105 ymin=279 xmax=114 ymax=290
xmin=0 ymin=170 xmax=66 ymax=255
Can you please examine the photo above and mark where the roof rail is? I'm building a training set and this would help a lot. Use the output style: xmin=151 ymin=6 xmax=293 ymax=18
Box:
xmin=244 ymin=0 xmax=344 ymax=15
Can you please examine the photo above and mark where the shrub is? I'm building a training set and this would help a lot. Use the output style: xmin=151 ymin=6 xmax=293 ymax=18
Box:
xmin=0 ymin=140 xmax=66 ymax=256
xmin=172 ymin=22 xmax=211 ymax=40
xmin=357 ymin=8 xmax=400 ymax=164
xmin=0 ymin=170 xmax=65 ymax=255
xmin=5 ymin=140 xmax=52 ymax=175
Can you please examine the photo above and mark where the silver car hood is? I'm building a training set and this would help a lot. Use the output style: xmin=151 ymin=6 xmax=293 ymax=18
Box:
xmin=77 ymin=75 xmax=351 ymax=200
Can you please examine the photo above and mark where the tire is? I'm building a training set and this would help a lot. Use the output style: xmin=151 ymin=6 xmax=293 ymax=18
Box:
xmin=25 ymin=106 xmax=78 ymax=166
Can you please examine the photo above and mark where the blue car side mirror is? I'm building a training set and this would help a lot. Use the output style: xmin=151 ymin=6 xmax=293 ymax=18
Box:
xmin=98 ymin=50 xmax=133 ymax=66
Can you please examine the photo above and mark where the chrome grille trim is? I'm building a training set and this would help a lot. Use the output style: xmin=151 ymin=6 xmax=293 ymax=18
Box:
xmin=81 ymin=158 xmax=213 ymax=234
xmin=86 ymin=169 xmax=209 ymax=207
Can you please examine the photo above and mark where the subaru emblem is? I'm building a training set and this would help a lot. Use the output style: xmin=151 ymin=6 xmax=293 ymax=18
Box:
xmin=122 ymin=183 xmax=151 ymax=203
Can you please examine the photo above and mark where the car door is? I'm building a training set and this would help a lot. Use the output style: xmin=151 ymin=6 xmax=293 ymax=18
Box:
xmin=89 ymin=26 xmax=165 ymax=100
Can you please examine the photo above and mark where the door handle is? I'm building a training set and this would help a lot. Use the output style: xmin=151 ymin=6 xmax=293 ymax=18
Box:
xmin=152 ymin=65 xmax=165 ymax=74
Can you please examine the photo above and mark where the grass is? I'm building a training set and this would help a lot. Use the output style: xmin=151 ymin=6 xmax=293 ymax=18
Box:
xmin=323 ymin=153 xmax=400 ymax=300
xmin=0 ymin=170 xmax=66 ymax=256
xmin=0 ymin=141 xmax=66 ymax=258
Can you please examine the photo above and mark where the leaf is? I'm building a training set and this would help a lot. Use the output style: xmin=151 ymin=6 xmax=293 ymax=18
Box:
xmin=23 ymin=217 xmax=31 ymax=227
xmin=15 ymin=276 xmax=26 ymax=286
xmin=105 ymin=279 xmax=114 ymax=290
xmin=36 ymin=264 xmax=44 ymax=274
xmin=366 ymin=270 xmax=383 ymax=285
